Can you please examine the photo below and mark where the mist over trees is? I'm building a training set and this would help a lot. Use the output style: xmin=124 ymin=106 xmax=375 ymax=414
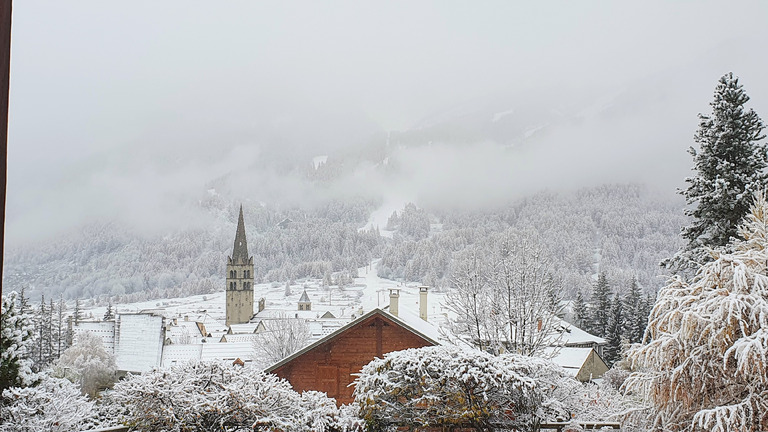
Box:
xmin=4 ymin=183 xmax=683 ymax=306
xmin=4 ymin=197 xmax=383 ymax=303
xmin=380 ymin=184 xmax=685 ymax=298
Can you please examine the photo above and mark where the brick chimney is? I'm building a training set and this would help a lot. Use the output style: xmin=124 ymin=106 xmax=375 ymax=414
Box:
xmin=419 ymin=286 xmax=429 ymax=321
xmin=389 ymin=289 xmax=400 ymax=317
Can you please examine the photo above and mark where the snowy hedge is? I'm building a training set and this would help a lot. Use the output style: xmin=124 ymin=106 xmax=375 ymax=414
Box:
xmin=353 ymin=345 xmax=581 ymax=431
xmin=0 ymin=375 xmax=95 ymax=432
xmin=109 ymin=361 xmax=347 ymax=432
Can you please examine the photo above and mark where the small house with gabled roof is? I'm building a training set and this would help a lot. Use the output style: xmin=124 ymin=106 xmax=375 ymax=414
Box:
xmin=265 ymin=306 xmax=440 ymax=405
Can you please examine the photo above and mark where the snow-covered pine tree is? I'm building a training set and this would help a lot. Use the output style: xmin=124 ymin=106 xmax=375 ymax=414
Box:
xmin=622 ymin=276 xmax=645 ymax=344
xmin=666 ymin=72 xmax=767 ymax=275
xmin=0 ymin=292 xmax=37 ymax=392
xmin=573 ymin=290 xmax=588 ymax=330
xmin=33 ymin=295 xmax=53 ymax=370
xmin=54 ymin=297 xmax=66 ymax=359
xmin=18 ymin=286 xmax=30 ymax=316
xmin=627 ymin=191 xmax=768 ymax=431
xmin=103 ymin=301 xmax=114 ymax=321
xmin=604 ymin=292 xmax=623 ymax=366
xmin=588 ymin=272 xmax=611 ymax=337
xmin=73 ymin=299 xmax=81 ymax=326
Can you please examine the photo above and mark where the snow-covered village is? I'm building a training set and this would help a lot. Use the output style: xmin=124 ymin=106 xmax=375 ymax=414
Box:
xmin=2 ymin=2 xmax=768 ymax=432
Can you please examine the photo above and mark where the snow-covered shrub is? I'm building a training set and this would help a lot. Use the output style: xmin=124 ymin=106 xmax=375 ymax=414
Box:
xmin=0 ymin=375 xmax=95 ymax=432
xmin=627 ymin=192 xmax=768 ymax=431
xmin=354 ymin=345 xmax=566 ymax=431
xmin=110 ymin=361 xmax=342 ymax=432
xmin=602 ymin=367 xmax=631 ymax=391
xmin=52 ymin=331 xmax=117 ymax=398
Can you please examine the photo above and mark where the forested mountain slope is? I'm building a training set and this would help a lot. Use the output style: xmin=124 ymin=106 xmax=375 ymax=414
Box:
xmin=4 ymin=183 xmax=684 ymax=303
xmin=3 ymin=195 xmax=382 ymax=303
xmin=379 ymin=184 xmax=686 ymax=296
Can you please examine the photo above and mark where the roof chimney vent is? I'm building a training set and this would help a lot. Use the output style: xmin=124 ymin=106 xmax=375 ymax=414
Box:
xmin=419 ymin=286 xmax=429 ymax=321
xmin=389 ymin=289 xmax=400 ymax=317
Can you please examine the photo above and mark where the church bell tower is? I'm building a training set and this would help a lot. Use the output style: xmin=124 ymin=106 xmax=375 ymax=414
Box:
xmin=226 ymin=205 xmax=254 ymax=326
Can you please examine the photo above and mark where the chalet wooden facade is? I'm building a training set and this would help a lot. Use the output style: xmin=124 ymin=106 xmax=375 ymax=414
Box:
xmin=265 ymin=308 xmax=438 ymax=405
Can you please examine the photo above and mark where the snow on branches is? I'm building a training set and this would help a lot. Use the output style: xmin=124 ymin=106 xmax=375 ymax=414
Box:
xmin=0 ymin=291 xmax=37 ymax=392
xmin=444 ymin=230 xmax=565 ymax=357
xmin=109 ymin=361 xmax=343 ymax=432
xmin=627 ymin=192 xmax=768 ymax=431
xmin=52 ymin=331 xmax=117 ymax=398
xmin=353 ymin=345 xmax=580 ymax=431
xmin=0 ymin=375 xmax=95 ymax=432
xmin=669 ymin=72 xmax=767 ymax=274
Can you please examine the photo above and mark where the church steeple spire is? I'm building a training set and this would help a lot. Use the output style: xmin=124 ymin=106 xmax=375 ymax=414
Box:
xmin=232 ymin=205 xmax=249 ymax=263
xmin=226 ymin=204 xmax=254 ymax=326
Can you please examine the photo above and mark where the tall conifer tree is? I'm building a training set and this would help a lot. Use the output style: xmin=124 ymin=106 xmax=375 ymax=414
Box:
xmin=605 ymin=292 xmax=624 ymax=366
xmin=666 ymin=72 xmax=767 ymax=274
xmin=622 ymin=276 xmax=645 ymax=344
xmin=589 ymin=272 xmax=612 ymax=337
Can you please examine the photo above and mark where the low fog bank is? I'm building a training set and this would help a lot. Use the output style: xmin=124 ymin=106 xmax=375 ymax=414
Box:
xmin=8 ymin=50 xmax=768 ymax=246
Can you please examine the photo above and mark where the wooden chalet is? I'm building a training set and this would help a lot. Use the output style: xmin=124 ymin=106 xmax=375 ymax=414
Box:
xmin=265 ymin=307 xmax=440 ymax=405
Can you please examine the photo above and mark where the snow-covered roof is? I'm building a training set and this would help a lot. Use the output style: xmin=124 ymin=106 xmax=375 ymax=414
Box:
xmin=200 ymin=341 xmax=253 ymax=363
xmin=265 ymin=307 xmax=441 ymax=373
xmin=165 ymin=320 xmax=206 ymax=342
xmin=161 ymin=344 xmax=203 ymax=367
xmin=115 ymin=313 xmax=165 ymax=372
xmin=220 ymin=334 xmax=258 ymax=343
xmin=228 ymin=321 xmax=265 ymax=334
xmin=382 ymin=305 xmax=444 ymax=346
xmin=546 ymin=347 xmax=594 ymax=376
xmin=558 ymin=320 xmax=606 ymax=346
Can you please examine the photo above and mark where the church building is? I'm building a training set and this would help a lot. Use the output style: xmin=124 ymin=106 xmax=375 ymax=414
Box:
xmin=226 ymin=205 xmax=254 ymax=326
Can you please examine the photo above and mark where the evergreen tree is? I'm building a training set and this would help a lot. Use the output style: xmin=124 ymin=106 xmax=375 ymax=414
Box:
xmin=622 ymin=276 xmax=645 ymax=344
xmin=47 ymin=298 xmax=57 ymax=363
xmin=588 ymin=272 xmax=612 ymax=337
xmin=73 ymin=299 xmax=82 ymax=326
xmin=667 ymin=72 xmax=767 ymax=274
xmin=103 ymin=300 xmax=114 ymax=321
xmin=55 ymin=297 xmax=67 ymax=359
xmin=33 ymin=295 xmax=53 ymax=370
xmin=604 ymin=292 xmax=624 ymax=366
xmin=572 ymin=290 xmax=588 ymax=330
xmin=18 ymin=285 xmax=30 ymax=316
xmin=1 ymin=292 xmax=37 ymax=392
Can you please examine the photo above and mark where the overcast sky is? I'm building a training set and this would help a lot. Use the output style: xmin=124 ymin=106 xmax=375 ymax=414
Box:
xmin=6 ymin=1 xmax=768 ymax=245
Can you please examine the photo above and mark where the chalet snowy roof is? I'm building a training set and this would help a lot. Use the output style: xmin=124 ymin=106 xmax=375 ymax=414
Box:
xmin=265 ymin=307 xmax=442 ymax=373
xmin=544 ymin=346 xmax=608 ymax=382
xmin=558 ymin=319 xmax=606 ymax=346
xmin=382 ymin=305 xmax=444 ymax=346
xmin=547 ymin=347 xmax=593 ymax=375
